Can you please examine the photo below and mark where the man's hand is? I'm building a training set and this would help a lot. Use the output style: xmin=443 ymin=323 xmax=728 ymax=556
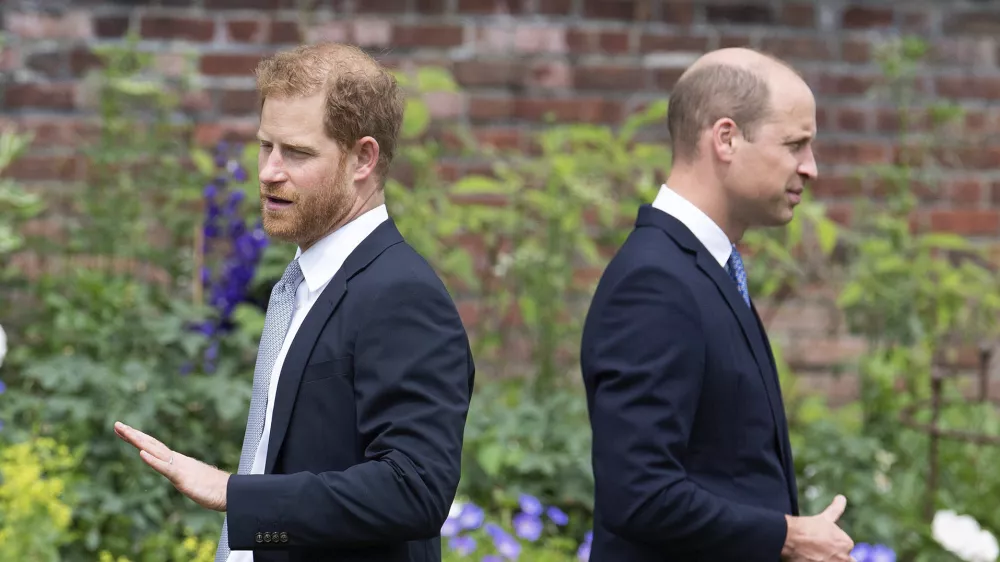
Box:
xmin=781 ymin=495 xmax=856 ymax=562
xmin=114 ymin=421 xmax=230 ymax=512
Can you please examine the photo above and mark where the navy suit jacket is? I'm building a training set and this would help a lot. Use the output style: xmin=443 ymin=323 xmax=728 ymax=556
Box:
xmin=226 ymin=219 xmax=475 ymax=562
xmin=580 ymin=205 xmax=798 ymax=562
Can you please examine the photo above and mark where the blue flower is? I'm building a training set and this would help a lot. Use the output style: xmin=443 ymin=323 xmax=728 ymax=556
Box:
xmin=851 ymin=543 xmax=895 ymax=562
xmin=482 ymin=557 xmax=502 ymax=562
xmin=440 ymin=516 xmax=461 ymax=538
xmin=485 ymin=524 xmax=520 ymax=560
xmin=448 ymin=535 xmax=476 ymax=555
xmin=577 ymin=531 xmax=593 ymax=562
xmin=0 ymin=380 xmax=6 ymax=394
xmin=512 ymin=512 xmax=542 ymax=541
xmin=518 ymin=494 xmax=543 ymax=516
xmin=546 ymin=506 xmax=569 ymax=526
xmin=459 ymin=503 xmax=484 ymax=530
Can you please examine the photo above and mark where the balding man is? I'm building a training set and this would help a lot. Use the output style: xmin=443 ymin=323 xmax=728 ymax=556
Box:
xmin=580 ymin=48 xmax=855 ymax=561
xmin=114 ymin=42 xmax=475 ymax=562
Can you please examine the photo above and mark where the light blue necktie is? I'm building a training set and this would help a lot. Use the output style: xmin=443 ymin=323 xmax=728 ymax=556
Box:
xmin=215 ymin=258 xmax=303 ymax=562
xmin=726 ymin=244 xmax=751 ymax=308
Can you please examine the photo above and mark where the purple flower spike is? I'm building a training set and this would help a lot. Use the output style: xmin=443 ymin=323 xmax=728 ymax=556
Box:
xmin=546 ymin=506 xmax=569 ymax=526
xmin=518 ymin=494 xmax=543 ymax=516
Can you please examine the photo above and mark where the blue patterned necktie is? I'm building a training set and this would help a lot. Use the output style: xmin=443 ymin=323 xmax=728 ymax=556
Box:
xmin=215 ymin=258 xmax=303 ymax=562
xmin=726 ymin=244 xmax=751 ymax=308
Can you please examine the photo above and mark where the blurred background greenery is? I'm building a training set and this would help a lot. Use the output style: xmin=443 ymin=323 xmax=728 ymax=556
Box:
xmin=1 ymin=34 xmax=999 ymax=562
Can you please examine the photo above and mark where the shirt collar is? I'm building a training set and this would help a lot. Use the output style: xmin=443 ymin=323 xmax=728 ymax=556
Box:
xmin=294 ymin=204 xmax=389 ymax=293
xmin=650 ymin=184 xmax=733 ymax=268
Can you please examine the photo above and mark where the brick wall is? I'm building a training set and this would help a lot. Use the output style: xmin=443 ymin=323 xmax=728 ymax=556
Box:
xmin=3 ymin=0 xmax=1000 ymax=401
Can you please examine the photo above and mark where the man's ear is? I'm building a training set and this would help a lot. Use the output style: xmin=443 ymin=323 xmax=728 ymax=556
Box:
xmin=711 ymin=118 xmax=739 ymax=163
xmin=353 ymin=136 xmax=380 ymax=182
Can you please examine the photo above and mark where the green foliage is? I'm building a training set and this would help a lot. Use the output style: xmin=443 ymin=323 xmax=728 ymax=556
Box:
xmin=0 ymin=436 xmax=81 ymax=562
xmin=0 ymin=39 xmax=258 ymax=561
xmin=459 ymin=381 xmax=593 ymax=525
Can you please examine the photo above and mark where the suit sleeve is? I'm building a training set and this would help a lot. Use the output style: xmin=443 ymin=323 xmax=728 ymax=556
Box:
xmin=586 ymin=265 xmax=787 ymax=560
xmin=226 ymin=275 xmax=474 ymax=549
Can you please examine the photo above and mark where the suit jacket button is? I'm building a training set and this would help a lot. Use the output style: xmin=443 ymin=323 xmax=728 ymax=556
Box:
xmin=279 ymin=532 xmax=288 ymax=543
xmin=255 ymin=532 xmax=263 ymax=543
xmin=264 ymin=532 xmax=272 ymax=542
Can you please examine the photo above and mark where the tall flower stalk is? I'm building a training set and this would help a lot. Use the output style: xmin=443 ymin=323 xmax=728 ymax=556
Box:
xmin=194 ymin=141 xmax=268 ymax=372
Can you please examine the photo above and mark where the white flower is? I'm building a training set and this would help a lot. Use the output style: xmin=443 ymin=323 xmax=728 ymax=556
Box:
xmin=932 ymin=510 xmax=999 ymax=562
xmin=0 ymin=322 xmax=6 ymax=369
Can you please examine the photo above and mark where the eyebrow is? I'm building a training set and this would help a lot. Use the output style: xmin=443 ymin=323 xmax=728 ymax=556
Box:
xmin=256 ymin=132 xmax=317 ymax=154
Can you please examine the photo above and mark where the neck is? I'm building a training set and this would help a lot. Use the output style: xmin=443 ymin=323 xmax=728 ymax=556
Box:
xmin=664 ymin=166 xmax=745 ymax=243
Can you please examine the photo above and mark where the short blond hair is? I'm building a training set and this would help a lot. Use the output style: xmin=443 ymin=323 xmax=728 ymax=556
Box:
xmin=255 ymin=43 xmax=404 ymax=184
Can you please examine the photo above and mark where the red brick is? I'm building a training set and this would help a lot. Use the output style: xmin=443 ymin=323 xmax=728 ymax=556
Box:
xmin=640 ymin=32 xmax=709 ymax=53
xmin=269 ymin=20 xmax=300 ymax=43
xmin=760 ymin=37 xmax=835 ymax=61
xmin=948 ymin=179 xmax=984 ymax=206
xmin=458 ymin=0 xmax=512 ymax=14
xmin=782 ymin=2 xmax=815 ymax=27
xmin=454 ymin=60 xmax=520 ymax=88
xmin=842 ymin=6 xmax=894 ymax=29
xmin=943 ymin=11 xmax=1000 ymax=36
xmin=952 ymin=147 xmax=1000 ymax=170
xmin=705 ymin=3 xmax=775 ymax=24
xmin=140 ymin=16 xmax=216 ymax=41
xmin=815 ymin=72 xmax=879 ymax=96
xmin=9 ymin=116 xmax=97 ymax=147
xmin=719 ymin=35 xmax=754 ymax=49
xmin=415 ymin=0 xmax=448 ymax=13
xmin=226 ymin=19 xmax=264 ymax=43
xmin=928 ymin=210 xmax=999 ymax=236
xmin=6 ymin=11 xmax=92 ymax=40
xmin=215 ymin=88 xmax=259 ymax=115
xmin=6 ymin=154 xmax=84 ymax=182
xmin=826 ymin=203 xmax=853 ymax=226
xmin=513 ymin=97 xmax=620 ymax=123
xmin=469 ymin=96 xmax=514 ymax=121
xmin=537 ymin=0 xmax=574 ymax=15
xmin=655 ymin=68 xmax=686 ymax=90
xmin=835 ymin=107 xmax=869 ymax=132
xmin=841 ymin=39 xmax=872 ymax=63
xmin=598 ymin=31 xmax=632 ymax=54
xmin=69 ymin=47 xmax=102 ymax=76
xmin=3 ymin=82 xmax=76 ymax=110
xmin=661 ymin=0 xmax=695 ymax=25
xmin=584 ymin=0 xmax=638 ymax=21
xmin=525 ymin=60 xmax=572 ymax=89
xmin=200 ymin=54 xmax=263 ymax=76
xmin=471 ymin=127 xmax=525 ymax=151
xmin=810 ymin=174 xmax=863 ymax=198
xmin=815 ymin=140 xmax=888 ymax=165
xmin=575 ymin=65 xmax=647 ymax=91
xmin=205 ymin=0 xmax=286 ymax=8
xmin=94 ymin=16 xmax=130 ymax=38
xmin=936 ymin=75 xmax=1000 ymax=100
xmin=356 ymin=0 xmax=408 ymax=12
xmin=193 ymin=120 xmax=258 ymax=146
xmin=393 ymin=24 xmax=464 ymax=48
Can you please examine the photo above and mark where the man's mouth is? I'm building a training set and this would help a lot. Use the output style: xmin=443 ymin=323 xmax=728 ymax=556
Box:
xmin=263 ymin=195 xmax=293 ymax=209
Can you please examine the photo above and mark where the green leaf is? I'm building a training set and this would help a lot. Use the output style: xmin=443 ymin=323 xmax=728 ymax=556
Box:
xmin=816 ymin=217 xmax=839 ymax=255
xmin=416 ymin=66 xmax=459 ymax=93
xmin=401 ymin=98 xmax=430 ymax=139
xmin=190 ymin=148 xmax=216 ymax=177
xmin=451 ymin=175 xmax=510 ymax=196
xmin=917 ymin=233 xmax=971 ymax=251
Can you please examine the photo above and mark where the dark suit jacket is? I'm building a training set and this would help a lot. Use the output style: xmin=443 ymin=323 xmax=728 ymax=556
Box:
xmin=580 ymin=205 xmax=798 ymax=562
xmin=226 ymin=219 xmax=475 ymax=562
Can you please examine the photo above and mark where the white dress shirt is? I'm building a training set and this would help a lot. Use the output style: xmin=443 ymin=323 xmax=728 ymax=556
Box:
xmin=650 ymin=184 xmax=733 ymax=268
xmin=227 ymin=204 xmax=389 ymax=562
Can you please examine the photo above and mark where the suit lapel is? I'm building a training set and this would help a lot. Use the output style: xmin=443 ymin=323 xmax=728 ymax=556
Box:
xmin=264 ymin=219 xmax=405 ymax=473
xmin=636 ymin=206 xmax=790 ymax=468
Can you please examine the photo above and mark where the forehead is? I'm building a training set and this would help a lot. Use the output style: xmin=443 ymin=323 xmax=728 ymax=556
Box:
xmin=762 ymin=81 xmax=816 ymax=137
xmin=258 ymin=92 xmax=327 ymax=142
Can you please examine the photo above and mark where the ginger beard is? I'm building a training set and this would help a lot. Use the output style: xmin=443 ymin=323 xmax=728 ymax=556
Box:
xmin=260 ymin=153 xmax=352 ymax=247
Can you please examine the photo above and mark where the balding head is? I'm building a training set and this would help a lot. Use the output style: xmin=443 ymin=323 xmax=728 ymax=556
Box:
xmin=667 ymin=48 xmax=803 ymax=164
